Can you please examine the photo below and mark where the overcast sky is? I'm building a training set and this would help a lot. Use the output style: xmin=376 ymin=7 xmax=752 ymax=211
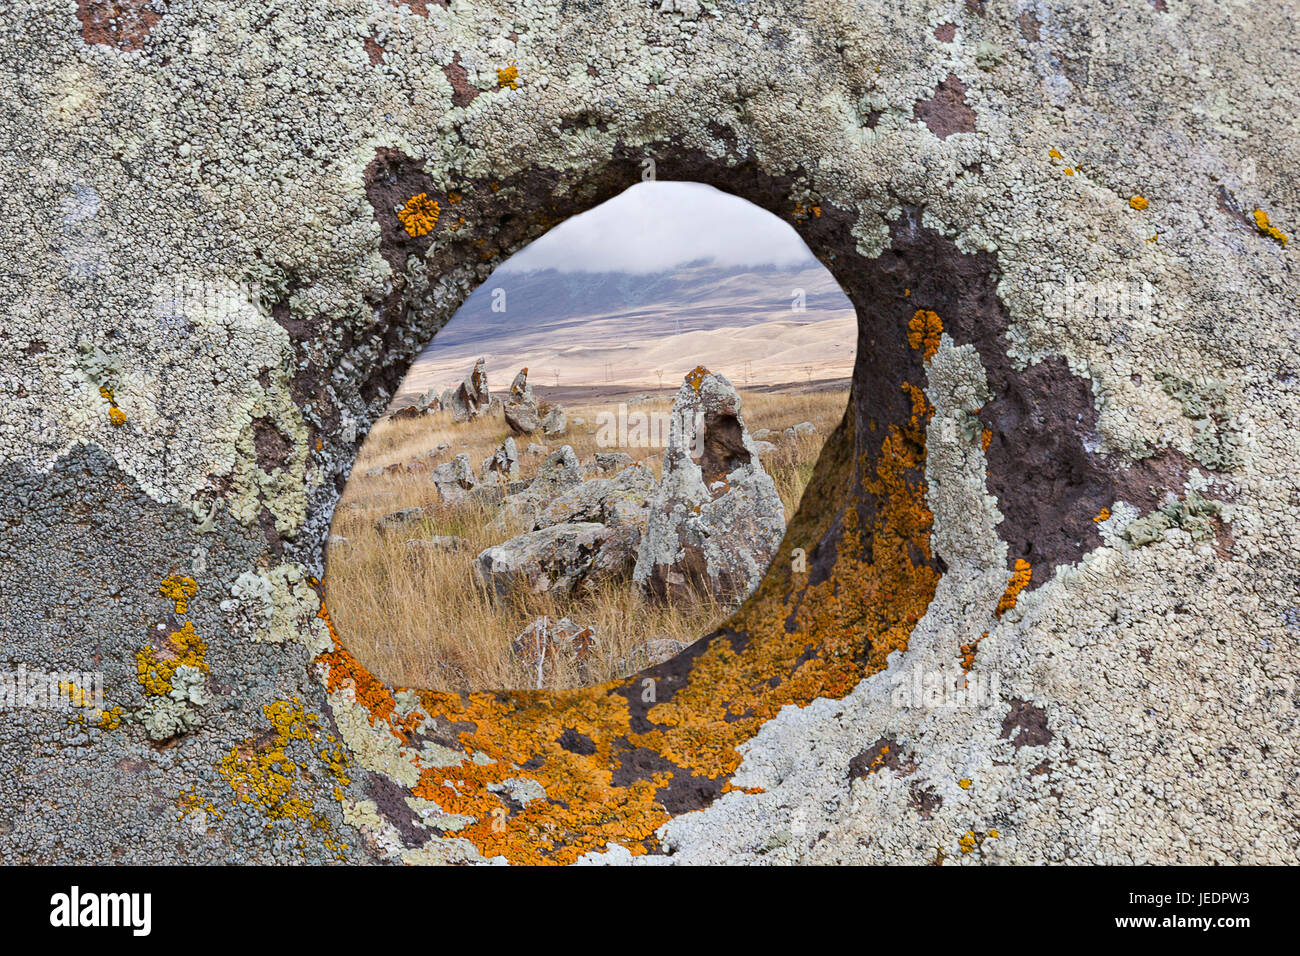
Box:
xmin=498 ymin=181 xmax=817 ymax=274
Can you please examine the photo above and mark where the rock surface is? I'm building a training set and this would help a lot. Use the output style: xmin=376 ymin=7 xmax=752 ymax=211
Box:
xmin=430 ymin=453 xmax=477 ymax=504
xmin=475 ymin=523 xmax=632 ymax=598
xmin=443 ymin=358 xmax=491 ymax=423
xmin=540 ymin=405 xmax=567 ymax=437
xmin=503 ymin=367 xmax=541 ymax=434
xmin=481 ymin=437 xmax=519 ymax=482
xmin=391 ymin=387 xmax=442 ymax=420
xmin=494 ymin=445 xmax=584 ymax=531
xmin=633 ymin=368 xmax=786 ymax=607
xmin=2 ymin=0 xmax=1296 ymax=868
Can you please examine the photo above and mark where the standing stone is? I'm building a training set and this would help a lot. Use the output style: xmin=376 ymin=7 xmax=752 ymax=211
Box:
xmin=633 ymin=366 xmax=786 ymax=607
xmin=504 ymin=367 xmax=541 ymax=434
xmin=482 ymin=437 xmax=520 ymax=482
xmin=541 ymin=405 xmax=567 ymax=437
xmin=447 ymin=357 xmax=491 ymax=423
xmin=510 ymin=367 xmax=533 ymax=404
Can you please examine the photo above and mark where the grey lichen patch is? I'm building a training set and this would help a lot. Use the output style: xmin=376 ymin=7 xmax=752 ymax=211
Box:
xmin=1156 ymin=372 xmax=1241 ymax=471
xmin=225 ymin=563 xmax=332 ymax=655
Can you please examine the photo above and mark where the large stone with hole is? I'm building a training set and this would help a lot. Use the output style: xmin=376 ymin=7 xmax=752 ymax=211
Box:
xmin=633 ymin=368 xmax=786 ymax=607
xmin=2 ymin=0 xmax=1294 ymax=869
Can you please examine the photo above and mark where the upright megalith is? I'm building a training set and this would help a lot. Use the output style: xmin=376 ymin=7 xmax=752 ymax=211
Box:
xmin=443 ymin=357 xmax=491 ymax=423
xmin=504 ymin=367 xmax=542 ymax=435
xmin=633 ymin=367 xmax=786 ymax=606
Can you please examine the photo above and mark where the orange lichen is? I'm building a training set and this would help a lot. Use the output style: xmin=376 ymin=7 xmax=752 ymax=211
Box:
xmin=1253 ymin=208 xmax=1289 ymax=245
xmin=1129 ymin=195 xmax=1149 ymax=210
xmin=685 ymin=365 xmax=710 ymax=391
xmin=980 ymin=428 xmax=992 ymax=451
xmin=1064 ymin=167 xmax=1075 ymax=176
xmin=908 ymin=309 xmax=943 ymax=361
xmin=396 ymin=192 xmax=440 ymax=237
xmin=995 ymin=559 xmax=1032 ymax=618
xmin=959 ymin=631 xmax=987 ymax=673
xmin=958 ymin=778 xmax=972 ymax=790
xmin=312 ymin=360 xmax=940 ymax=865
xmin=1093 ymin=507 xmax=1111 ymax=523
xmin=160 ymin=574 xmax=198 ymax=614
xmin=316 ymin=616 xmax=399 ymax=731
xmin=1048 ymin=148 xmax=1063 ymax=160
xmin=497 ymin=62 xmax=519 ymax=89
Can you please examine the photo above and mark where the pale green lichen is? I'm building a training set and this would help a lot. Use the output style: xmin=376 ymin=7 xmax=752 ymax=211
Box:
xmin=139 ymin=664 xmax=210 ymax=740
xmin=1156 ymin=372 xmax=1240 ymax=471
xmin=227 ymin=564 xmax=333 ymax=655
xmin=1122 ymin=491 xmax=1223 ymax=547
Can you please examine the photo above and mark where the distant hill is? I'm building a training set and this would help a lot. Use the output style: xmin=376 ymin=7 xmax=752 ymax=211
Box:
xmin=400 ymin=260 xmax=856 ymax=399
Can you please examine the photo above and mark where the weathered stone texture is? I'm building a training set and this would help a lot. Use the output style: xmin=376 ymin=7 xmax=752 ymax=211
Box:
xmin=1 ymin=0 xmax=1296 ymax=865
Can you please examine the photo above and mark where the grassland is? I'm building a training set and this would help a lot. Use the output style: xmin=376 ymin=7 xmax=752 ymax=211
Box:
xmin=323 ymin=382 xmax=850 ymax=692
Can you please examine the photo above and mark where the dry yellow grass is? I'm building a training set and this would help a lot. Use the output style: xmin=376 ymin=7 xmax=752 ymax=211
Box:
xmin=323 ymin=383 xmax=849 ymax=691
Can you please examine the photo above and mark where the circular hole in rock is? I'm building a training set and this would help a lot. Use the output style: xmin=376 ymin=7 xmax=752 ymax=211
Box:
xmin=324 ymin=182 xmax=855 ymax=691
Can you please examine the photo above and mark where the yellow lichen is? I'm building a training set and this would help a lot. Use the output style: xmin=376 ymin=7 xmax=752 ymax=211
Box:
xmin=100 ymin=385 xmax=126 ymax=426
xmin=1093 ymin=507 xmax=1111 ymax=523
xmin=958 ymin=778 xmax=972 ymax=790
xmin=218 ymin=696 xmax=351 ymax=832
xmin=136 ymin=620 xmax=208 ymax=696
xmin=159 ymin=574 xmax=198 ymax=614
xmin=1129 ymin=195 xmax=1149 ymax=210
xmin=1253 ymin=208 xmax=1289 ymax=245
xmin=497 ymin=62 xmax=519 ymax=89
xmin=959 ymin=828 xmax=996 ymax=854
xmin=396 ymin=192 xmax=440 ymax=237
